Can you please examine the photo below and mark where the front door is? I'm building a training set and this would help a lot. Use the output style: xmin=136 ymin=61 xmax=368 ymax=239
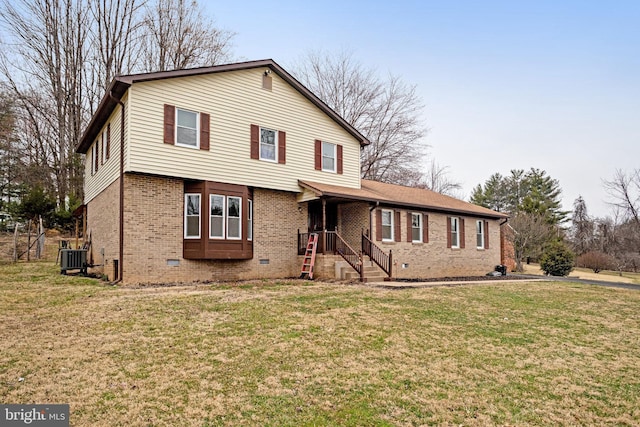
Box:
xmin=308 ymin=200 xmax=338 ymax=232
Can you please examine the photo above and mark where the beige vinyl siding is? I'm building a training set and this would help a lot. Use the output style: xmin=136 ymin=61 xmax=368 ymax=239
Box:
xmin=126 ymin=69 xmax=361 ymax=192
xmin=84 ymin=94 xmax=128 ymax=203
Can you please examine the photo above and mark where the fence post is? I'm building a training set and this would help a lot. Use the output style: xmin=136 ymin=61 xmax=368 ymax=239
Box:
xmin=26 ymin=219 xmax=32 ymax=262
xmin=13 ymin=223 xmax=18 ymax=262
xmin=388 ymin=250 xmax=393 ymax=279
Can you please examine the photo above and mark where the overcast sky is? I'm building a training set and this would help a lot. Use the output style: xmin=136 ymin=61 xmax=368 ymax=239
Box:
xmin=211 ymin=0 xmax=639 ymax=217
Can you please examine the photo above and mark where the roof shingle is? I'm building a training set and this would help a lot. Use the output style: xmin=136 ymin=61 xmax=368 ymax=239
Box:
xmin=298 ymin=179 xmax=508 ymax=219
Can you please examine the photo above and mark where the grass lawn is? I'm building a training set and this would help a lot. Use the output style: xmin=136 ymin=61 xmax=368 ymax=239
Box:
xmin=1 ymin=262 xmax=640 ymax=426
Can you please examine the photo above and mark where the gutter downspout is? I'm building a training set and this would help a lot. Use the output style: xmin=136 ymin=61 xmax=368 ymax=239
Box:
xmin=368 ymin=201 xmax=379 ymax=238
xmin=109 ymin=91 xmax=125 ymax=283
xmin=499 ymin=217 xmax=509 ymax=268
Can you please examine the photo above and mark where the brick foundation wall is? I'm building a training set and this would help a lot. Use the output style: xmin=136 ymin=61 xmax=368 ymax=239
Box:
xmin=86 ymin=178 xmax=120 ymax=280
xmin=119 ymin=174 xmax=307 ymax=284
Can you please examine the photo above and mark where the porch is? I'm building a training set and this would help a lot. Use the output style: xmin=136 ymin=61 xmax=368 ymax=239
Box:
xmin=297 ymin=229 xmax=393 ymax=282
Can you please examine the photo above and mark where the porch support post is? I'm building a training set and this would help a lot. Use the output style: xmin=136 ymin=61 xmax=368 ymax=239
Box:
xmin=322 ymin=198 xmax=327 ymax=254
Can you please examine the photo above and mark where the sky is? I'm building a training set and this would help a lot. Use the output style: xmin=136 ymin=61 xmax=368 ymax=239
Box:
xmin=208 ymin=0 xmax=639 ymax=218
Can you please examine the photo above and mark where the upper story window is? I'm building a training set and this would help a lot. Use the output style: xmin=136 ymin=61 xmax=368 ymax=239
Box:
xmin=176 ymin=108 xmax=199 ymax=148
xmin=322 ymin=141 xmax=336 ymax=172
xmin=476 ymin=220 xmax=485 ymax=249
xmin=184 ymin=194 xmax=201 ymax=239
xmin=381 ymin=209 xmax=394 ymax=242
xmin=314 ymin=139 xmax=343 ymax=174
xmin=411 ymin=213 xmax=423 ymax=243
xmin=260 ymin=127 xmax=277 ymax=162
xmin=450 ymin=217 xmax=460 ymax=249
xmin=250 ymin=124 xmax=285 ymax=164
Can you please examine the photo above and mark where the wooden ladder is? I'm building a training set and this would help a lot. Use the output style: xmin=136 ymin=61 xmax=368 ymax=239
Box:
xmin=300 ymin=233 xmax=319 ymax=279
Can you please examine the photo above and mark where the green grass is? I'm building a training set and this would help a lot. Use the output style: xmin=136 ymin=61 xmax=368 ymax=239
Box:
xmin=1 ymin=262 xmax=640 ymax=426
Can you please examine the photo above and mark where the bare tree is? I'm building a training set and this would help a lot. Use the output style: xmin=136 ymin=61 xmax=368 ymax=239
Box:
xmin=604 ymin=169 xmax=640 ymax=228
xmin=508 ymin=212 xmax=554 ymax=272
xmin=140 ymin=0 xmax=235 ymax=72
xmin=294 ymin=50 xmax=429 ymax=185
xmin=86 ymin=0 xmax=146 ymax=113
xmin=0 ymin=0 xmax=89 ymax=205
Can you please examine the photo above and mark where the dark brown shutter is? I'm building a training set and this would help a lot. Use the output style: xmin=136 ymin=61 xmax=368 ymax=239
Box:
xmin=394 ymin=211 xmax=401 ymax=242
xmin=106 ymin=123 xmax=111 ymax=160
xmin=446 ymin=217 xmax=452 ymax=248
xmin=164 ymin=104 xmax=175 ymax=145
xmin=200 ymin=113 xmax=210 ymax=151
xmin=278 ymin=131 xmax=286 ymax=164
xmin=95 ymin=142 xmax=99 ymax=171
xmin=100 ymin=133 xmax=104 ymax=165
xmin=250 ymin=124 xmax=259 ymax=159
xmin=423 ymin=214 xmax=429 ymax=243
xmin=406 ymin=212 xmax=412 ymax=242
xmin=460 ymin=218 xmax=466 ymax=249
xmin=375 ymin=209 xmax=382 ymax=241
xmin=337 ymin=144 xmax=343 ymax=174
xmin=314 ymin=140 xmax=322 ymax=170
xmin=484 ymin=220 xmax=490 ymax=249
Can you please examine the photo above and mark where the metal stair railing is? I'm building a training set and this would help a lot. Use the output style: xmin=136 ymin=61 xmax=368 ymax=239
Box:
xmin=362 ymin=233 xmax=392 ymax=279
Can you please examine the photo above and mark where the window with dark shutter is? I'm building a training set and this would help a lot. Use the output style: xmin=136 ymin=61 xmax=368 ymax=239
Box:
xmin=446 ymin=217 xmax=452 ymax=248
xmin=406 ymin=212 xmax=413 ymax=243
xmin=423 ymin=214 xmax=429 ymax=243
xmin=250 ymin=124 xmax=259 ymax=159
xmin=200 ymin=113 xmax=210 ymax=151
xmin=278 ymin=131 xmax=286 ymax=164
xmin=164 ymin=104 xmax=175 ymax=145
xmin=460 ymin=218 xmax=466 ymax=249
xmin=376 ymin=209 xmax=382 ymax=241
xmin=95 ymin=142 xmax=99 ymax=172
xmin=337 ymin=144 xmax=343 ymax=174
xmin=106 ymin=123 xmax=111 ymax=160
xmin=484 ymin=220 xmax=490 ymax=249
xmin=394 ymin=211 xmax=401 ymax=242
xmin=314 ymin=140 xmax=322 ymax=170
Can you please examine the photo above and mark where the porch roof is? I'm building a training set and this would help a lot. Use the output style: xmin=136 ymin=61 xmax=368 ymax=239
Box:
xmin=298 ymin=179 xmax=509 ymax=219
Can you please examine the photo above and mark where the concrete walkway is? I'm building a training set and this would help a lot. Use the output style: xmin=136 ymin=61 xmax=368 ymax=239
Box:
xmin=367 ymin=274 xmax=640 ymax=291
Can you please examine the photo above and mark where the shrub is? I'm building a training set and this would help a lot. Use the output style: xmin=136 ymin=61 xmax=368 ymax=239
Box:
xmin=540 ymin=241 xmax=575 ymax=276
xmin=576 ymin=251 xmax=617 ymax=273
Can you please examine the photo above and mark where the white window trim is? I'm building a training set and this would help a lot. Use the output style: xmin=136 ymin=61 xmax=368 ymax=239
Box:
xmin=102 ymin=130 xmax=108 ymax=163
xmin=259 ymin=127 xmax=278 ymax=163
xmin=476 ymin=220 xmax=485 ymax=249
xmin=382 ymin=209 xmax=394 ymax=242
xmin=321 ymin=141 xmax=337 ymax=173
xmin=184 ymin=193 xmax=201 ymax=239
xmin=451 ymin=217 xmax=460 ymax=249
xmin=411 ymin=212 xmax=423 ymax=243
xmin=175 ymin=108 xmax=200 ymax=149
xmin=227 ymin=196 xmax=242 ymax=240
xmin=247 ymin=200 xmax=253 ymax=241
xmin=209 ymin=194 xmax=225 ymax=239
xmin=91 ymin=143 xmax=96 ymax=175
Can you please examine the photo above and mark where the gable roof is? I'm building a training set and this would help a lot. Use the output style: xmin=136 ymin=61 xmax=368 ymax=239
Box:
xmin=298 ymin=179 xmax=508 ymax=219
xmin=76 ymin=59 xmax=370 ymax=154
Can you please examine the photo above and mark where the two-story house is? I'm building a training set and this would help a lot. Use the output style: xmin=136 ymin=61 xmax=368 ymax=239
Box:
xmin=76 ymin=59 xmax=508 ymax=284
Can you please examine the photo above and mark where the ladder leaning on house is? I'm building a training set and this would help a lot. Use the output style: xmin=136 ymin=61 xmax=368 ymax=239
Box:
xmin=300 ymin=233 xmax=319 ymax=279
